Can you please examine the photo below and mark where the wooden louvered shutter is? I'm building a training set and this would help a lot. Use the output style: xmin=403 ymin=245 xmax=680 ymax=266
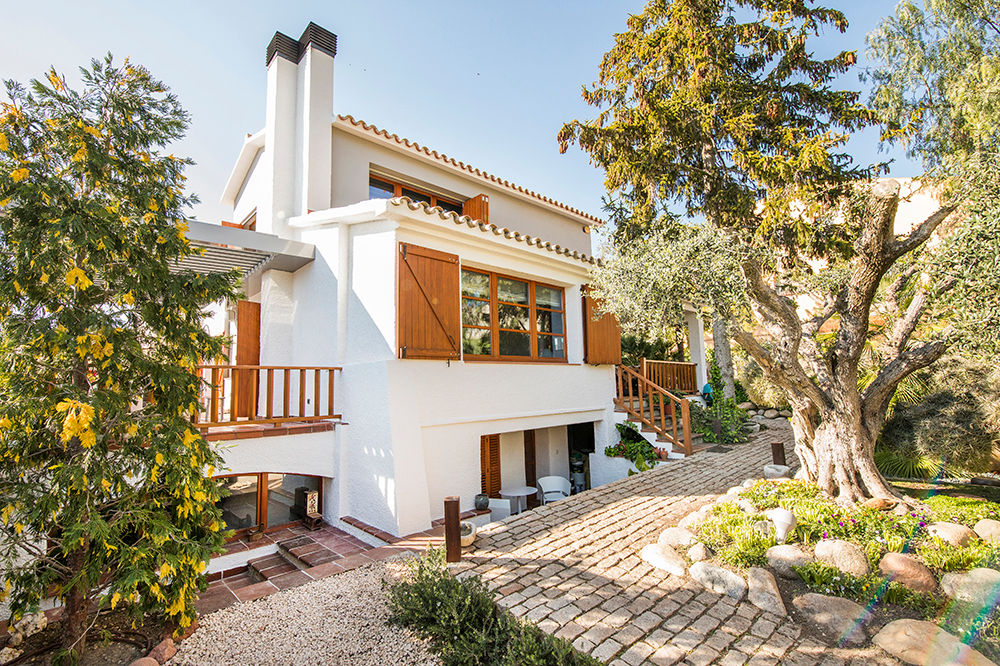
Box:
xmin=480 ymin=434 xmax=501 ymax=498
xmin=396 ymin=243 xmax=460 ymax=360
xmin=462 ymin=194 xmax=489 ymax=223
xmin=523 ymin=430 xmax=536 ymax=487
xmin=235 ymin=300 xmax=261 ymax=417
xmin=582 ymin=287 xmax=622 ymax=365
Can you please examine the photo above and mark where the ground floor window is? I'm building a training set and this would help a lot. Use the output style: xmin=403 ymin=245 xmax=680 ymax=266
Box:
xmin=215 ymin=472 xmax=322 ymax=536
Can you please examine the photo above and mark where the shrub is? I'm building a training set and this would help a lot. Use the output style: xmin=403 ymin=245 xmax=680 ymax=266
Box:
xmin=387 ymin=549 xmax=598 ymax=666
xmin=732 ymin=349 xmax=787 ymax=408
xmin=708 ymin=348 xmax=749 ymax=404
xmin=878 ymin=356 xmax=1000 ymax=477
xmin=690 ymin=399 xmax=750 ymax=444
xmin=605 ymin=422 xmax=658 ymax=466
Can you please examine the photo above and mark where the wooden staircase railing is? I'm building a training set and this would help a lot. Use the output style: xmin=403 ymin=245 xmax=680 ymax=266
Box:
xmin=615 ymin=364 xmax=692 ymax=457
xmin=640 ymin=358 xmax=698 ymax=395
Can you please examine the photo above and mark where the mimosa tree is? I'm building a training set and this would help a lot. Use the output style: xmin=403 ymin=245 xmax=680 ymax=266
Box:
xmin=0 ymin=57 xmax=239 ymax=662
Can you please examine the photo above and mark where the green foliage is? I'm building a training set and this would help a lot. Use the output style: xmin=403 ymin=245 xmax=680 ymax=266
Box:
xmin=621 ymin=333 xmax=687 ymax=368
xmin=917 ymin=537 xmax=1000 ymax=572
xmin=793 ymin=562 xmax=942 ymax=616
xmin=709 ymin=348 xmax=748 ymax=404
xmin=695 ymin=503 xmax=774 ymax=567
xmin=690 ymin=399 xmax=750 ymax=444
xmin=386 ymin=549 xmax=599 ymax=666
xmin=0 ymin=57 xmax=239 ymax=657
xmin=923 ymin=494 xmax=1000 ymax=526
xmin=606 ymin=423 xmax=658 ymax=468
xmin=732 ymin=351 xmax=787 ymax=409
xmin=879 ymin=357 xmax=1000 ymax=477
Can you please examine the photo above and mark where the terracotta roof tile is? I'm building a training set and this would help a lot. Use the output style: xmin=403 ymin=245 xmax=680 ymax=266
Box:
xmin=336 ymin=114 xmax=604 ymax=227
xmin=389 ymin=197 xmax=601 ymax=267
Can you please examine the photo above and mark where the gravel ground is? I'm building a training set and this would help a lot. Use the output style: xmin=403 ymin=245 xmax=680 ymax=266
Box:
xmin=170 ymin=557 xmax=440 ymax=666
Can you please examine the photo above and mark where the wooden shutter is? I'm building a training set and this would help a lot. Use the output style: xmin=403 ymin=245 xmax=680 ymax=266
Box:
xmin=480 ymin=434 xmax=501 ymax=498
xmin=523 ymin=430 xmax=536 ymax=487
xmin=396 ymin=243 xmax=460 ymax=360
xmin=582 ymin=287 xmax=622 ymax=365
xmin=235 ymin=300 xmax=261 ymax=418
xmin=462 ymin=194 xmax=489 ymax=223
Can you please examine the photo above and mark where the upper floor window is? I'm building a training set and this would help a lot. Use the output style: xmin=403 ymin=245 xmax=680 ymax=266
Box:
xmin=461 ymin=268 xmax=566 ymax=362
xmin=369 ymin=175 xmax=463 ymax=215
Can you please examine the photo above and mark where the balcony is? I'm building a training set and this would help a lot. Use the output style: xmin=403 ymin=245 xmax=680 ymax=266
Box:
xmin=193 ymin=365 xmax=342 ymax=440
xmin=639 ymin=358 xmax=698 ymax=395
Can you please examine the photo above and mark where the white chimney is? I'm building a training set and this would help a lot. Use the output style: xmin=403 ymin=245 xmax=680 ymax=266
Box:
xmin=261 ymin=23 xmax=337 ymax=236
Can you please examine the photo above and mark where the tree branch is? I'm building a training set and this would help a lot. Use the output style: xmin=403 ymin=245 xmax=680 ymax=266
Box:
xmin=861 ymin=339 xmax=948 ymax=433
xmin=889 ymin=203 xmax=957 ymax=260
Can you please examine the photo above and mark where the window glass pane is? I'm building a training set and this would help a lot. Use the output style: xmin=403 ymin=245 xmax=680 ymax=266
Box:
xmin=498 ymin=303 xmax=529 ymax=330
xmin=536 ymin=310 xmax=564 ymax=335
xmin=437 ymin=199 xmax=463 ymax=215
xmin=499 ymin=330 xmax=531 ymax=356
xmin=462 ymin=298 xmax=490 ymax=327
xmin=463 ymin=327 xmax=491 ymax=355
xmin=216 ymin=475 xmax=258 ymax=531
xmin=461 ymin=270 xmax=490 ymax=299
xmin=538 ymin=335 xmax=566 ymax=358
xmin=369 ymin=177 xmax=394 ymax=200
xmin=497 ymin=278 xmax=529 ymax=304
xmin=535 ymin=285 xmax=563 ymax=309
xmin=400 ymin=187 xmax=432 ymax=205
xmin=266 ymin=474 xmax=320 ymax=527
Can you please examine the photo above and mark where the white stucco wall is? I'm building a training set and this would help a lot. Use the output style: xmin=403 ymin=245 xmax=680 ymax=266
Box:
xmin=213 ymin=430 xmax=336 ymax=479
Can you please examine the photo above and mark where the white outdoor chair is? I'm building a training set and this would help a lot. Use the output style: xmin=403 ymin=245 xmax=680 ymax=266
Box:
xmin=488 ymin=497 xmax=512 ymax=521
xmin=536 ymin=476 xmax=572 ymax=505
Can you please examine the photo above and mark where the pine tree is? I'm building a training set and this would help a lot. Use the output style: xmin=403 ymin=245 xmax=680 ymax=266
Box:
xmin=0 ymin=57 xmax=239 ymax=662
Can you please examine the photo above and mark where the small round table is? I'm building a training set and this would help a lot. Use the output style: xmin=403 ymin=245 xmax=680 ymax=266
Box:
xmin=499 ymin=485 xmax=537 ymax=515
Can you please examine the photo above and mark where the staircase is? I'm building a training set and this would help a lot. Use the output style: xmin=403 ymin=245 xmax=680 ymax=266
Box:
xmin=614 ymin=364 xmax=709 ymax=458
xmin=247 ymin=535 xmax=340 ymax=582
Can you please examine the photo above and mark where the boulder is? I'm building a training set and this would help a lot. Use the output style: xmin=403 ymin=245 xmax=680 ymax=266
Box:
xmin=763 ymin=409 xmax=779 ymax=419
xmin=940 ymin=568 xmax=1000 ymax=609
xmin=687 ymin=542 xmax=711 ymax=562
xmin=975 ymin=519 xmax=1000 ymax=545
xmin=742 ymin=478 xmax=757 ymax=488
xmin=747 ymin=567 xmax=787 ymax=616
xmin=763 ymin=464 xmax=791 ymax=479
xmin=658 ymin=526 xmax=697 ymax=548
xmin=927 ymin=522 xmax=978 ymax=548
xmin=862 ymin=497 xmax=897 ymax=511
xmin=149 ymin=637 xmax=177 ymax=664
xmin=743 ymin=422 xmax=761 ymax=434
xmin=130 ymin=659 xmax=160 ymax=666
xmin=640 ymin=543 xmax=686 ymax=576
xmin=815 ymin=539 xmax=871 ymax=577
xmin=735 ymin=497 xmax=758 ymax=515
xmin=0 ymin=649 xmax=23 ymax=664
xmin=688 ymin=561 xmax=747 ymax=600
xmin=873 ymin=619 xmax=997 ymax=666
xmin=878 ymin=552 xmax=937 ymax=594
xmin=678 ymin=510 xmax=708 ymax=531
xmin=779 ymin=410 xmax=793 ymax=418
xmin=737 ymin=402 xmax=756 ymax=411
xmin=764 ymin=507 xmax=796 ymax=543
xmin=726 ymin=486 xmax=743 ymax=496
xmin=766 ymin=544 xmax=814 ymax=579
xmin=792 ymin=593 xmax=870 ymax=647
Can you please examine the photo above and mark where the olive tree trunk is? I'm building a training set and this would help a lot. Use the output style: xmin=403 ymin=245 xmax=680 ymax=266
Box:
xmin=712 ymin=315 xmax=736 ymax=400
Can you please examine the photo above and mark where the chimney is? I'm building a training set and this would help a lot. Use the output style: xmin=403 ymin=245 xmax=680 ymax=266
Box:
xmin=261 ymin=23 xmax=337 ymax=236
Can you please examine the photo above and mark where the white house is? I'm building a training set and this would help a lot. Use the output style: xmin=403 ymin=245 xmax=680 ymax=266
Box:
xmin=188 ymin=23 xmax=710 ymax=546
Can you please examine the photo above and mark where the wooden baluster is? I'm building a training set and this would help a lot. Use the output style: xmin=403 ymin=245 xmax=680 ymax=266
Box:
xmin=249 ymin=366 xmax=259 ymax=420
xmin=210 ymin=367 xmax=221 ymax=424
xmin=229 ymin=367 xmax=238 ymax=422
xmin=625 ymin=368 xmax=634 ymax=417
xmin=672 ymin=396 xmax=679 ymax=447
xmin=641 ymin=357 xmax=647 ymax=381
xmin=299 ymin=369 xmax=306 ymax=418
xmin=314 ymin=369 xmax=321 ymax=417
xmin=658 ymin=392 xmax=666 ymax=436
xmin=639 ymin=377 xmax=647 ymax=427
xmin=681 ymin=399 xmax=692 ymax=456
xmin=266 ymin=369 xmax=274 ymax=419
xmin=283 ymin=369 xmax=291 ymax=419
xmin=327 ymin=370 xmax=334 ymax=417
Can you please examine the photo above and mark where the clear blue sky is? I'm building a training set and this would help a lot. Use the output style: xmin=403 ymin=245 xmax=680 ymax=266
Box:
xmin=2 ymin=0 xmax=913 ymax=224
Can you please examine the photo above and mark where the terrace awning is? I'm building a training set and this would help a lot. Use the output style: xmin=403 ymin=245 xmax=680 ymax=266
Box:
xmin=176 ymin=220 xmax=315 ymax=275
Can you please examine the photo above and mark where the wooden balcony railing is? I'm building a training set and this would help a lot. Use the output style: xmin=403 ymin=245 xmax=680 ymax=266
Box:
xmin=615 ymin=365 xmax=692 ymax=457
xmin=640 ymin=358 xmax=698 ymax=395
xmin=192 ymin=365 xmax=341 ymax=429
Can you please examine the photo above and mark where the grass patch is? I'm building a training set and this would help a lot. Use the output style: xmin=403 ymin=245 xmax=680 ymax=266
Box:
xmin=793 ymin=562 xmax=942 ymax=616
xmin=923 ymin=494 xmax=1000 ymax=526
xmin=386 ymin=549 xmax=598 ymax=666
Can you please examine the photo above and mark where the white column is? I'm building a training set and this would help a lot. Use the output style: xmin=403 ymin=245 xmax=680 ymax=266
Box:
xmin=262 ymin=56 xmax=298 ymax=236
xmin=684 ymin=310 xmax=708 ymax=392
xmin=295 ymin=45 xmax=334 ymax=216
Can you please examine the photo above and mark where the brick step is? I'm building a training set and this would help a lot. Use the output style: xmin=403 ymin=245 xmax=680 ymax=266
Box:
xmin=278 ymin=536 xmax=342 ymax=568
xmin=246 ymin=553 xmax=298 ymax=583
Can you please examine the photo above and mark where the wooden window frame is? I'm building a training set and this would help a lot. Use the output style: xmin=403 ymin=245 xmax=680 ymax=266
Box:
xmin=461 ymin=268 xmax=568 ymax=364
xmin=369 ymin=174 xmax=462 ymax=213
xmin=215 ymin=472 xmax=324 ymax=541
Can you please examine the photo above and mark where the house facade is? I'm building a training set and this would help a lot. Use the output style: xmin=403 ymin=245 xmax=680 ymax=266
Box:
xmin=193 ymin=23 xmax=709 ymax=543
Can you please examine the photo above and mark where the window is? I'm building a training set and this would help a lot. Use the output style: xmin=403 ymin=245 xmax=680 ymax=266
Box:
xmin=214 ymin=473 xmax=323 ymax=536
xmin=368 ymin=175 xmax=463 ymax=214
xmin=461 ymin=268 xmax=567 ymax=362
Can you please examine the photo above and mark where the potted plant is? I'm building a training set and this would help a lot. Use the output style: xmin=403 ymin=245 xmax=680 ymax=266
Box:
xmin=460 ymin=521 xmax=477 ymax=547
xmin=247 ymin=524 xmax=264 ymax=542
xmin=474 ymin=493 xmax=489 ymax=511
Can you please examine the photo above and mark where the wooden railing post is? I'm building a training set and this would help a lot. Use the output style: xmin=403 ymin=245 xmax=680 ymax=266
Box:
xmin=444 ymin=496 xmax=461 ymax=562
xmin=266 ymin=368 xmax=274 ymax=419
xmin=681 ymin=399 xmax=692 ymax=457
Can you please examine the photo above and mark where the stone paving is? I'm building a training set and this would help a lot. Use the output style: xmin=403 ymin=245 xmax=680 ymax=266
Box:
xmin=455 ymin=426 xmax=901 ymax=665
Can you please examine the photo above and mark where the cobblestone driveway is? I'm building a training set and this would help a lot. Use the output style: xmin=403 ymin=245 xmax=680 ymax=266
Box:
xmin=455 ymin=426 xmax=900 ymax=665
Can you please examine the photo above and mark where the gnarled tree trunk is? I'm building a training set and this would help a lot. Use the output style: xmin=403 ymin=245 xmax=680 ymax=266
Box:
xmin=712 ymin=315 xmax=736 ymax=400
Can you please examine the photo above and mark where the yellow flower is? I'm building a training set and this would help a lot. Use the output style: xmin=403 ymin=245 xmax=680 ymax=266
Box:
xmin=0 ymin=134 xmax=8 ymax=151
xmin=72 ymin=147 xmax=87 ymax=163
xmin=46 ymin=71 xmax=64 ymax=91
xmin=11 ymin=168 xmax=28 ymax=183
xmin=122 ymin=291 xmax=134 ymax=306
xmin=142 ymin=212 xmax=154 ymax=223
xmin=101 ymin=478 xmax=112 ymax=492
xmin=155 ymin=452 xmax=164 ymax=465
xmin=65 ymin=267 xmax=93 ymax=290
xmin=40 ymin=272 xmax=49 ymax=284
xmin=182 ymin=429 xmax=198 ymax=447
xmin=110 ymin=592 xmax=121 ymax=609
xmin=56 ymin=399 xmax=96 ymax=448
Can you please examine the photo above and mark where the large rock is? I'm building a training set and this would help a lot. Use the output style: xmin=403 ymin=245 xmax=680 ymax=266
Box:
xmin=689 ymin=561 xmax=747 ymax=601
xmin=940 ymin=568 xmax=1000 ymax=609
xmin=149 ymin=637 xmax=177 ymax=664
xmin=873 ymin=619 xmax=997 ymax=666
xmin=792 ymin=593 xmax=870 ymax=647
xmin=862 ymin=497 xmax=896 ymax=511
xmin=640 ymin=543 xmax=686 ymax=576
xmin=779 ymin=409 xmax=793 ymax=418
xmin=815 ymin=539 xmax=871 ymax=577
xmin=927 ymin=521 xmax=978 ymax=548
xmin=763 ymin=464 xmax=790 ymax=479
xmin=878 ymin=552 xmax=937 ymax=594
xmin=687 ymin=542 xmax=711 ymax=562
xmin=747 ymin=567 xmax=787 ymax=616
xmin=678 ymin=508 xmax=710 ymax=530
xmin=735 ymin=497 xmax=758 ymax=514
xmin=975 ymin=519 xmax=1000 ymax=545
xmin=658 ymin=526 xmax=697 ymax=548
xmin=766 ymin=544 xmax=814 ymax=579
xmin=737 ymin=402 xmax=756 ymax=411
xmin=764 ymin=409 xmax=779 ymax=419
